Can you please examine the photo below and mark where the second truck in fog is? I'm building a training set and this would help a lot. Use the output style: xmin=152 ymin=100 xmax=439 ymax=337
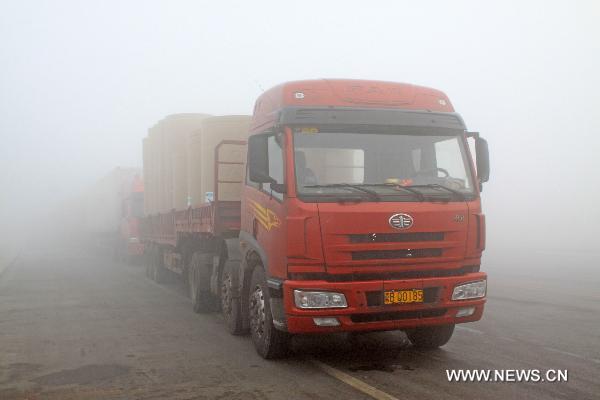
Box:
xmin=141 ymin=79 xmax=491 ymax=359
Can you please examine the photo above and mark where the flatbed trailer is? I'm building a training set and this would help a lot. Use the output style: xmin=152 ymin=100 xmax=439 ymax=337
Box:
xmin=143 ymin=139 xmax=248 ymax=245
xmin=141 ymin=136 xmax=249 ymax=309
xmin=142 ymin=201 xmax=241 ymax=246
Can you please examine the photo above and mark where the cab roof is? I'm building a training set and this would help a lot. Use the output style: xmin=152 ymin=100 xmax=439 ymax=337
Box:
xmin=251 ymin=79 xmax=455 ymax=132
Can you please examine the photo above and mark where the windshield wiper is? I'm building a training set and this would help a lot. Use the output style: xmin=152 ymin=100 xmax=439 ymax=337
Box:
xmin=304 ymin=183 xmax=381 ymax=201
xmin=407 ymin=184 xmax=466 ymax=200
xmin=358 ymin=183 xmax=426 ymax=201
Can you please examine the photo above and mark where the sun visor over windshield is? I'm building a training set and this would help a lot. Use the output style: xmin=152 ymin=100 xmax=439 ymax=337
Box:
xmin=278 ymin=107 xmax=466 ymax=130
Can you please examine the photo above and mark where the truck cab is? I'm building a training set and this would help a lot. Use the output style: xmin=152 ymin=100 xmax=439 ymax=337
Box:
xmin=118 ymin=175 xmax=145 ymax=262
xmin=237 ymin=79 xmax=490 ymax=358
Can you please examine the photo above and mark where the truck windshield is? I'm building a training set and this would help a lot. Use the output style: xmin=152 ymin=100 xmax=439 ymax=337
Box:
xmin=293 ymin=128 xmax=475 ymax=201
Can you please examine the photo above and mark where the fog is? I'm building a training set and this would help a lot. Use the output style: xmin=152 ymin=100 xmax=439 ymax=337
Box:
xmin=1 ymin=0 xmax=599 ymax=259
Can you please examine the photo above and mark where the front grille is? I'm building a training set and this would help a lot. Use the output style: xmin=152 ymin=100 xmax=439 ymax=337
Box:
xmin=352 ymin=248 xmax=442 ymax=260
xmin=365 ymin=287 xmax=439 ymax=307
xmin=288 ymin=265 xmax=480 ymax=282
xmin=350 ymin=308 xmax=447 ymax=323
xmin=349 ymin=232 xmax=444 ymax=243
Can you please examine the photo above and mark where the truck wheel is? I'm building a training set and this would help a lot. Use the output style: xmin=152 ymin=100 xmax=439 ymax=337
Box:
xmin=146 ymin=246 xmax=157 ymax=279
xmin=249 ymin=267 xmax=289 ymax=359
xmin=407 ymin=324 xmax=455 ymax=349
xmin=220 ymin=260 xmax=244 ymax=335
xmin=189 ymin=252 xmax=217 ymax=313
xmin=144 ymin=249 xmax=153 ymax=278
xmin=151 ymin=247 xmax=167 ymax=284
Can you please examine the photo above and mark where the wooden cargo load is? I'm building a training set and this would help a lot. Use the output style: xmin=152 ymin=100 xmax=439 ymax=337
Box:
xmin=144 ymin=113 xmax=210 ymax=214
xmin=141 ymin=115 xmax=251 ymax=242
xmin=187 ymin=115 xmax=251 ymax=207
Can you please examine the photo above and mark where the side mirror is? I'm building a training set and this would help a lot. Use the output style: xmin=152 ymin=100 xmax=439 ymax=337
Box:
xmin=475 ymin=137 xmax=490 ymax=184
xmin=270 ymin=183 xmax=286 ymax=194
xmin=248 ymin=135 xmax=273 ymax=183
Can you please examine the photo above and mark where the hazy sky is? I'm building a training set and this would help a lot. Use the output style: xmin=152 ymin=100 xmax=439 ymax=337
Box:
xmin=1 ymin=0 xmax=598 ymax=252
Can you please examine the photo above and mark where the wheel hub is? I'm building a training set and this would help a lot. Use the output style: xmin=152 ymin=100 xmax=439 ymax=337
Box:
xmin=221 ymin=273 xmax=232 ymax=315
xmin=249 ymin=285 xmax=266 ymax=339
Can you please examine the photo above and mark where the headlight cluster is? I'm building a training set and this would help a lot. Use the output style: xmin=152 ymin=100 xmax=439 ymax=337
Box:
xmin=294 ymin=290 xmax=348 ymax=309
xmin=452 ymin=280 xmax=487 ymax=300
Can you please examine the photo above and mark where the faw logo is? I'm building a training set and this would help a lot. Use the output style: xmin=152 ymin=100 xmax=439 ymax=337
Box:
xmin=250 ymin=201 xmax=281 ymax=231
xmin=389 ymin=213 xmax=414 ymax=230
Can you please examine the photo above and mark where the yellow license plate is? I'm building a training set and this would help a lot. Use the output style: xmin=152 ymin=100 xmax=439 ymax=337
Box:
xmin=384 ymin=289 xmax=424 ymax=305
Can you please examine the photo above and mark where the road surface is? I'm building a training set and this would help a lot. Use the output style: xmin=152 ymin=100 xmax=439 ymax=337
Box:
xmin=0 ymin=248 xmax=598 ymax=399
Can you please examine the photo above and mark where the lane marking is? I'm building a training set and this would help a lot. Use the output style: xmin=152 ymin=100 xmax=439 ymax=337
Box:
xmin=457 ymin=327 xmax=600 ymax=365
xmin=544 ymin=347 xmax=583 ymax=359
xmin=455 ymin=325 xmax=484 ymax=335
xmin=0 ymin=255 xmax=19 ymax=278
xmin=544 ymin=346 xmax=600 ymax=364
xmin=311 ymin=359 xmax=399 ymax=400
xmin=497 ymin=336 xmax=517 ymax=342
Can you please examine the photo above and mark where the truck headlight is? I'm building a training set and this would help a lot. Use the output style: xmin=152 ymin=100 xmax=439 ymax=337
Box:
xmin=452 ymin=280 xmax=487 ymax=300
xmin=294 ymin=290 xmax=348 ymax=309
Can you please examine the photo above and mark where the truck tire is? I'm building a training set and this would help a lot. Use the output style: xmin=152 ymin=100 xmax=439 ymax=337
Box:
xmin=220 ymin=260 xmax=244 ymax=335
xmin=151 ymin=247 xmax=167 ymax=284
xmin=189 ymin=252 xmax=218 ymax=313
xmin=144 ymin=248 xmax=153 ymax=278
xmin=406 ymin=324 xmax=455 ymax=349
xmin=248 ymin=267 xmax=290 ymax=359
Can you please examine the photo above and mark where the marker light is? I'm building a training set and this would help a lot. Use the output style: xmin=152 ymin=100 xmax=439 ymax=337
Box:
xmin=456 ymin=307 xmax=476 ymax=317
xmin=313 ymin=317 xmax=341 ymax=327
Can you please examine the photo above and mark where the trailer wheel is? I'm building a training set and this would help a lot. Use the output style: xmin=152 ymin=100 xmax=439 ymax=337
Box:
xmin=144 ymin=248 xmax=153 ymax=278
xmin=249 ymin=267 xmax=289 ymax=359
xmin=151 ymin=247 xmax=167 ymax=284
xmin=406 ymin=324 xmax=455 ymax=349
xmin=220 ymin=260 xmax=244 ymax=335
xmin=189 ymin=252 xmax=217 ymax=313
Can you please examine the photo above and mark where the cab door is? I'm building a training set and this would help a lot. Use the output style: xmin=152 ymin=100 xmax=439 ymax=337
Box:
xmin=241 ymin=131 xmax=288 ymax=279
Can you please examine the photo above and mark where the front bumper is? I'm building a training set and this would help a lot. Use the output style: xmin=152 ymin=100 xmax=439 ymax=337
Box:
xmin=281 ymin=272 xmax=486 ymax=333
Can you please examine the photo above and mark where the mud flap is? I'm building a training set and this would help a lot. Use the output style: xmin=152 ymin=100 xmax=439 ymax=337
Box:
xmin=267 ymin=278 xmax=287 ymax=331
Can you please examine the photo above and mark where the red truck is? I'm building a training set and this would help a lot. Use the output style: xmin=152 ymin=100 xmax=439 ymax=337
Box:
xmin=141 ymin=79 xmax=490 ymax=359
xmin=117 ymin=173 xmax=145 ymax=262
xmin=83 ymin=167 xmax=145 ymax=262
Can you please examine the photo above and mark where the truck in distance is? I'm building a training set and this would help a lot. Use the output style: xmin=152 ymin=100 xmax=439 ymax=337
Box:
xmin=83 ymin=167 xmax=144 ymax=261
xmin=141 ymin=79 xmax=490 ymax=359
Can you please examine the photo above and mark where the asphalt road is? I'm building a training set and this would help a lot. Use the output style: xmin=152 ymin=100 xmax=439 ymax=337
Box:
xmin=0 ymin=248 xmax=598 ymax=400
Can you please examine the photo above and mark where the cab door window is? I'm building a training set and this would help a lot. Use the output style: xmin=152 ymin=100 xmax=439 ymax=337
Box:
xmin=266 ymin=135 xmax=284 ymax=200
